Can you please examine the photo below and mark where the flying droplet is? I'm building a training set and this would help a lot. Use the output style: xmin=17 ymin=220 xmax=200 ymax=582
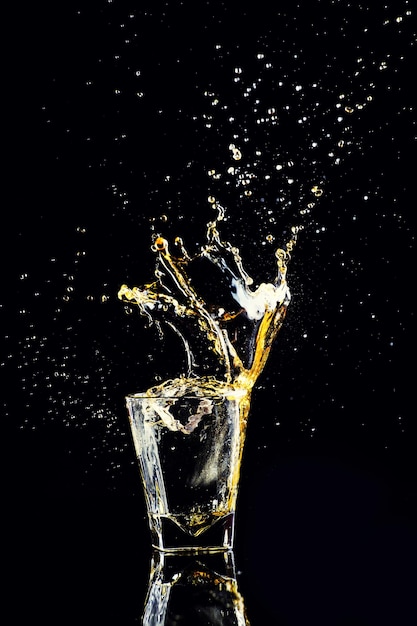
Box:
xmin=229 ymin=144 xmax=242 ymax=160
xmin=311 ymin=185 xmax=324 ymax=197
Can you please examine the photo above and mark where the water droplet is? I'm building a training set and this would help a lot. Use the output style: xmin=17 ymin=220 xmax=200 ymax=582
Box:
xmin=311 ymin=185 xmax=324 ymax=197
xmin=229 ymin=144 xmax=242 ymax=160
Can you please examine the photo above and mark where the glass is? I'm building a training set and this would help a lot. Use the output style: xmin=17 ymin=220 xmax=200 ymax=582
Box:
xmin=126 ymin=390 xmax=247 ymax=553
xmin=142 ymin=550 xmax=250 ymax=625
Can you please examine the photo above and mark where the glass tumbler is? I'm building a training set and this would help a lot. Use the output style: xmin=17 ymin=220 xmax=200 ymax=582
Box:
xmin=126 ymin=390 xmax=247 ymax=553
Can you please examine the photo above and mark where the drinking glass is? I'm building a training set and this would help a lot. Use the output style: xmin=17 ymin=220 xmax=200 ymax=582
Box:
xmin=126 ymin=389 xmax=247 ymax=553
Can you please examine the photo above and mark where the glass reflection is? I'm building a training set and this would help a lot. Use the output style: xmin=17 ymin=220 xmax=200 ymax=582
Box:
xmin=142 ymin=550 xmax=250 ymax=625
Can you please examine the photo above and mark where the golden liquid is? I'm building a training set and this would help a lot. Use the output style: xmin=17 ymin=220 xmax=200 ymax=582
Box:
xmin=119 ymin=206 xmax=300 ymax=430
xmin=122 ymin=207 xmax=300 ymax=548
xmin=158 ymin=510 xmax=229 ymax=537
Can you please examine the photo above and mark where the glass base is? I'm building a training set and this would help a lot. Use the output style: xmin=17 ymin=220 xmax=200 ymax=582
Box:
xmin=150 ymin=512 xmax=235 ymax=554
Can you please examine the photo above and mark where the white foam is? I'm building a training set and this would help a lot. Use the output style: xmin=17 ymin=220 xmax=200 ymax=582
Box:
xmin=231 ymin=278 xmax=290 ymax=321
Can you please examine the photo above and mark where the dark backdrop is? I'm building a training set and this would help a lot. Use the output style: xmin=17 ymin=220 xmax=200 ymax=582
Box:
xmin=4 ymin=1 xmax=416 ymax=624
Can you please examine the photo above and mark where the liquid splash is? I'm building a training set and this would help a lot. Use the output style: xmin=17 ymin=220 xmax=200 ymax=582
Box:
xmin=121 ymin=205 xmax=302 ymax=544
xmin=118 ymin=205 xmax=301 ymax=400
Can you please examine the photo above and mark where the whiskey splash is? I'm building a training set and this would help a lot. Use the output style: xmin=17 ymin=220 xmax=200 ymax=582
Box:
xmin=118 ymin=205 xmax=300 ymax=400
xmin=120 ymin=206 xmax=300 ymax=547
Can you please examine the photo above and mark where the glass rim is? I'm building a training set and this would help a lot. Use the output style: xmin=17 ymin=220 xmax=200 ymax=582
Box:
xmin=125 ymin=389 xmax=248 ymax=401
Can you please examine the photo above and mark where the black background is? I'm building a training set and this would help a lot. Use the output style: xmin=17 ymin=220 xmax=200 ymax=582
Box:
xmin=3 ymin=1 xmax=416 ymax=624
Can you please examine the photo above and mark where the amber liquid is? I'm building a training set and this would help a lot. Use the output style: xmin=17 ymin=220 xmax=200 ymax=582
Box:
xmin=119 ymin=206 xmax=299 ymax=401
xmin=122 ymin=207 xmax=298 ymax=548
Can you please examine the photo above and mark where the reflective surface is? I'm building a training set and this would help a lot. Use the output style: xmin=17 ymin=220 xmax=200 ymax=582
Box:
xmin=13 ymin=484 xmax=417 ymax=625
xmin=142 ymin=550 xmax=249 ymax=625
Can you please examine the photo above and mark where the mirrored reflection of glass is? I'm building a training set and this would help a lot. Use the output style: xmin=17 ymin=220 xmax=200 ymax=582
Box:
xmin=142 ymin=550 xmax=250 ymax=625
